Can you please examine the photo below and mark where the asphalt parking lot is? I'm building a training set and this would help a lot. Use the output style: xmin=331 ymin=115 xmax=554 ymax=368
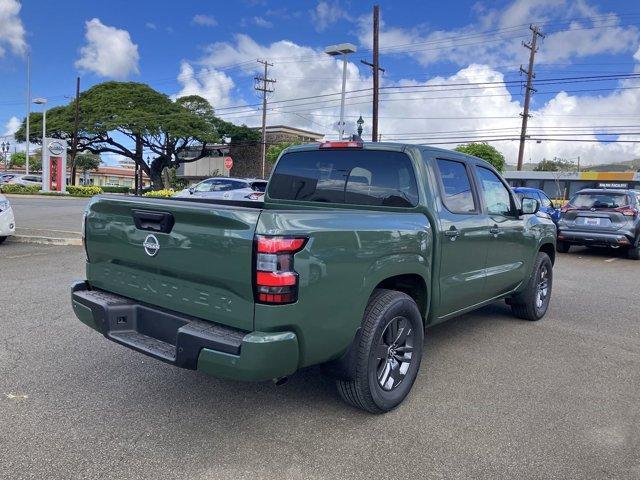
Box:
xmin=8 ymin=196 xmax=90 ymax=232
xmin=1 ymin=241 xmax=639 ymax=480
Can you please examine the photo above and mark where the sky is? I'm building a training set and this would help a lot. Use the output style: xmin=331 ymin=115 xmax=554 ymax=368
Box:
xmin=1 ymin=0 xmax=640 ymax=167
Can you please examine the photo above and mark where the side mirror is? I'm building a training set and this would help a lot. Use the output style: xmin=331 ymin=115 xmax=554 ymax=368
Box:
xmin=521 ymin=197 xmax=540 ymax=215
xmin=188 ymin=187 xmax=195 ymax=194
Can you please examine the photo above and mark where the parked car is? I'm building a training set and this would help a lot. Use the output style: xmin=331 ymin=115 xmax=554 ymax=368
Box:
xmin=0 ymin=173 xmax=19 ymax=184
xmin=174 ymin=177 xmax=268 ymax=201
xmin=7 ymin=174 xmax=42 ymax=187
xmin=0 ymin=194 xmax=16 ymax=243
xmin=72 ymin=141 xmax=556 ymax=413
xmin=513 ymin=187 xmax=561 ymax=223
xmin=557 ymin=188 xmax=640 ymax=259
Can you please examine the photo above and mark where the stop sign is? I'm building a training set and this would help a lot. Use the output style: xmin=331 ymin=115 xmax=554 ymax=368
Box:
xmin=224 ymin=156 xmax=233 ymax=170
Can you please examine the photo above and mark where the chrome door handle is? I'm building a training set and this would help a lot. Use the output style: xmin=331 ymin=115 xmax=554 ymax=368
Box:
xmin=444 ymin=227 xmax=460 ymax=241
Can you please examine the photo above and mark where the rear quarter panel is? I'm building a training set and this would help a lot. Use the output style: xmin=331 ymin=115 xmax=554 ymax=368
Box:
xmin=255 ymin=209 xmax=431 ymax=368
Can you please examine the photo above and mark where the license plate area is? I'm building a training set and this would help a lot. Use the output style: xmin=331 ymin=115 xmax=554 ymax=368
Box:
xmin=585 ymin=217 xmax=600 ymax=226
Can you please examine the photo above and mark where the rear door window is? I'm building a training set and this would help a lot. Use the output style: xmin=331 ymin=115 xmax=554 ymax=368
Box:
xmin=268 ymin=149 xmax=419 ymax=207
xmin=435 ymin=159 xmax=476 ymax=214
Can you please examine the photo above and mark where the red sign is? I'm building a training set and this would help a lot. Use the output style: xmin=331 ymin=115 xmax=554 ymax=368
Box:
xmin=224 ymin=156 xmax=233 ymax=170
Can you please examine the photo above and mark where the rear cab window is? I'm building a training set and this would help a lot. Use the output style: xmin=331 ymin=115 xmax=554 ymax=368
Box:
xmin=268 ymin=149 xmax=419 ymax=207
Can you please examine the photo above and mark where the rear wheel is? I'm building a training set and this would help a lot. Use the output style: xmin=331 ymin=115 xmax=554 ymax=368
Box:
xmin=510 ymin=252 xmax=553 ymax=321
xmin=336 ymin=289 xmax=424 ymax=414
xmin=627 ymin=241 xmax=640 ymax=260
xmin=0 ymin=236 xmax=7 ymax=244
xmin=556 ymin=240 xmax=570 ymax=253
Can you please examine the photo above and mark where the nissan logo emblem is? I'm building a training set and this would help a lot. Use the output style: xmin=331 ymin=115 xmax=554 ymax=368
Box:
xmin=48 ymin=141 xmax=65 ymax=156
xmin=143 ymin=234 xmax=160 ymax=257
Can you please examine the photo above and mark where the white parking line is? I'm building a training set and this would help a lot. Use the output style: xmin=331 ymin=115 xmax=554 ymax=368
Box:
xmin=604 ymin=258 xmax=618 ymax=263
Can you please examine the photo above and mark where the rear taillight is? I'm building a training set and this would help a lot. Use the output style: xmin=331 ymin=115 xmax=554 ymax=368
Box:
xmin=255 ymin=235 xmax=307 ymax=304
xmin=245 ymin=192 xmax=265 ymax=200
xmin=560 ymin=204 xmax=574 ymax=213
xmin=81 ymin=210 xmax=89 ymax=261
xmin=615 ymin=206 xmax=637 ymax=217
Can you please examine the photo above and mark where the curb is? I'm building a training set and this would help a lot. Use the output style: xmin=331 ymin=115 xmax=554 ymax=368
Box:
xmin=4 ymin=194 xmax=89 ymax=200
xmin=7 ymin=235 xmax=82 ymax=246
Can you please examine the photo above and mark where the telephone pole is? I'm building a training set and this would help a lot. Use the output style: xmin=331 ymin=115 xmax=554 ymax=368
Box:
xmin=517 ymin=24 xmax=544 ymax=171
xmin=255 ymin=59 xmax=275 ymax=179
xmin=361 ymin=5 xmax=384 ymax=142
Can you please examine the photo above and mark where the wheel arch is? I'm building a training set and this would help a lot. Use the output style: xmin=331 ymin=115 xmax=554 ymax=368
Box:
xmin=539 ymin=242 xmax=556 ymax=265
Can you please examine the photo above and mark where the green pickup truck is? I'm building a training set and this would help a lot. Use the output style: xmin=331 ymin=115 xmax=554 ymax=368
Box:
xmin=72 ymin=141 xmax=556 ymax=413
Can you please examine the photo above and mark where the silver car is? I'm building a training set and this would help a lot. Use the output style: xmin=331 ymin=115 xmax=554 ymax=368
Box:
xmin=174 ymin=177 xmax=268 ymax=201
xmin=7 ymin=174 xmax=43 ymax=187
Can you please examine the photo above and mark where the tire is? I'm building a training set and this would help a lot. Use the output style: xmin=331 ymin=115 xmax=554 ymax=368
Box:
xmin=510 ymin=252 xmax=553 ymax=321
xmin=556 ymin=240 xmax=570 ymax=253
xmin=0 ymin=236 xmax=7 ymax=244
xmin=336 ymin=289 xmax=424 ymax=414
xmin=627 ymin=241 xmax=640 ymax=260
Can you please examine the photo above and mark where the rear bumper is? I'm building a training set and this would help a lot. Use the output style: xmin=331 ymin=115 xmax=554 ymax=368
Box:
xmin=557 ymin=228 xmax=635 ymax=247
xmin=71 ymin=281 xmax=299 ymax=381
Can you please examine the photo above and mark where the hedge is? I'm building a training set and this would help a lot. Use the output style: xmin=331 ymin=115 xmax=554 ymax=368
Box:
xmin=101 ymin=185 xmax=130 ymax=194
xmin=143 ymin=189 xmax=175 ymax=198
xmin=67 ymin=185 xmax=103 ymax=197
xmin=0 ymin=184 xmax=40 ymax=194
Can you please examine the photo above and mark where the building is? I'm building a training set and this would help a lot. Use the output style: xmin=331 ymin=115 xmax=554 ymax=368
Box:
xmin=504 ymin=170 xmax=640 ymax=200
xmin=255 ymin=125 xmax=324 ymax=143
xmin=175 ymin=144 xmax=231 ymax=184
xmin=76 ymin=166 xmax=149 ymax=188
xmin=175 ymin=126 xmax=324 ymax=184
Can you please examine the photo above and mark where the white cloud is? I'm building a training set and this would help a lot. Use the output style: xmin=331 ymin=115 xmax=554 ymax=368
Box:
xmin=0 ymin=0 xmax=26 ymax=57
xmin=176 ymin=61 xmax=236 ymax=109
xmin=3 ymin=116 xmax=21 ymax=137
xmin=75 ymin=18 xmax=139 ymax=79
xmin=192 ymin=14 xmax=217 ymax=27
xmin=310 ymin=1 xmax=349 ymax=32
xmin=145 ymin=22 xmax=157 ymax=30
xmin=252 ymin=16 xmax=273 ymax=28
xmin=357 ymin=0 xmax=639 ymax=68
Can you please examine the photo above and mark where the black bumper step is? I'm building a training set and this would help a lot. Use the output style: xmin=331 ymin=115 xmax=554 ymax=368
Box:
xmin=72 ymin=284 xmax=246 ymax=369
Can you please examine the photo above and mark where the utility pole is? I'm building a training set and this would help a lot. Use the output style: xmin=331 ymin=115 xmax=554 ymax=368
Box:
xmin=361 ymin=5 xmax=384 ymax=142
xmin=255 ymin=59 xmax=275 ymax=179
xmin=70 ymin=77 xmax=81 ymax=185
xmin=25 ymin=51 xmax=30 ymax=175
xmin=517 ymin=24 xmax=544 ymax=171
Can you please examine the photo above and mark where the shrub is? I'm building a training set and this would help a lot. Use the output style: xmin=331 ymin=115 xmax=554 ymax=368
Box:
xmin=143 ymin=189 xmax=175 ymax=198
xmin=0 ymin=184 xmax=40 ymax=194
xmin=67 ymin=185 xmax=103 ymax=197
xmin=101 ymin=185 xmax=130 ymax=194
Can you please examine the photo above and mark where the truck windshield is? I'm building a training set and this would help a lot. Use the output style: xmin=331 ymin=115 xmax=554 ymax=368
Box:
xmin=570 ymin=192 xmax=629 ymax=209
xmin=268 ymin=149 xmax=419 ymax=207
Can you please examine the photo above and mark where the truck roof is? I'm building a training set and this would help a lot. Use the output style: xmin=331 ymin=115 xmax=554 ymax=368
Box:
xmin=284 ymin=142 xmax=496 ymax=169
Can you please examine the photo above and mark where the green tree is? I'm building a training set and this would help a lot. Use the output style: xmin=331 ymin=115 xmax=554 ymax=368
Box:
xmin=9 ymin=151 xmax=41 ymax=171
xmin=14 ymin=83 xmax=261 ymax=190
xmin=454 ymin=143 xmax=506 ymax=172
xmin=266 ymin=140 xmax=303 ymax=164
xmin=534 ymin=157 xmax=577 ymax=172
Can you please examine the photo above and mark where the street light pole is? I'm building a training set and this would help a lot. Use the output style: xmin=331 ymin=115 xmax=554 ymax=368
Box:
xmin=25 ymin=51 xmax=31 ymax=175
xmin=33 ymin=97 xmax=48 ymax=191
xmin=325 ymin=43 xmax=357 ymax=140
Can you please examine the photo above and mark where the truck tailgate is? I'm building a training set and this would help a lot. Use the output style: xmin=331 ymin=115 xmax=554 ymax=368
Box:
xmin=84 ymin=197 xmax=260 ymax=331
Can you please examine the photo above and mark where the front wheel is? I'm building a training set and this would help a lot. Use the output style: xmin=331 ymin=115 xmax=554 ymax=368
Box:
xmin=0 ymin=236 xmax=7 ymax=244
xmin=509 ymin=252 xmax=553 ymax=321
xmin=336 ymin=289 xmax=424 ymax=414
xmin=556 ymin=240 xmax=570 ymax=253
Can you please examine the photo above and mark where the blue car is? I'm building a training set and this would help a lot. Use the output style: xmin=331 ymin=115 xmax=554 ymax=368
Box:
xmin=513 ymin=187 xmax=561 ymax=223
